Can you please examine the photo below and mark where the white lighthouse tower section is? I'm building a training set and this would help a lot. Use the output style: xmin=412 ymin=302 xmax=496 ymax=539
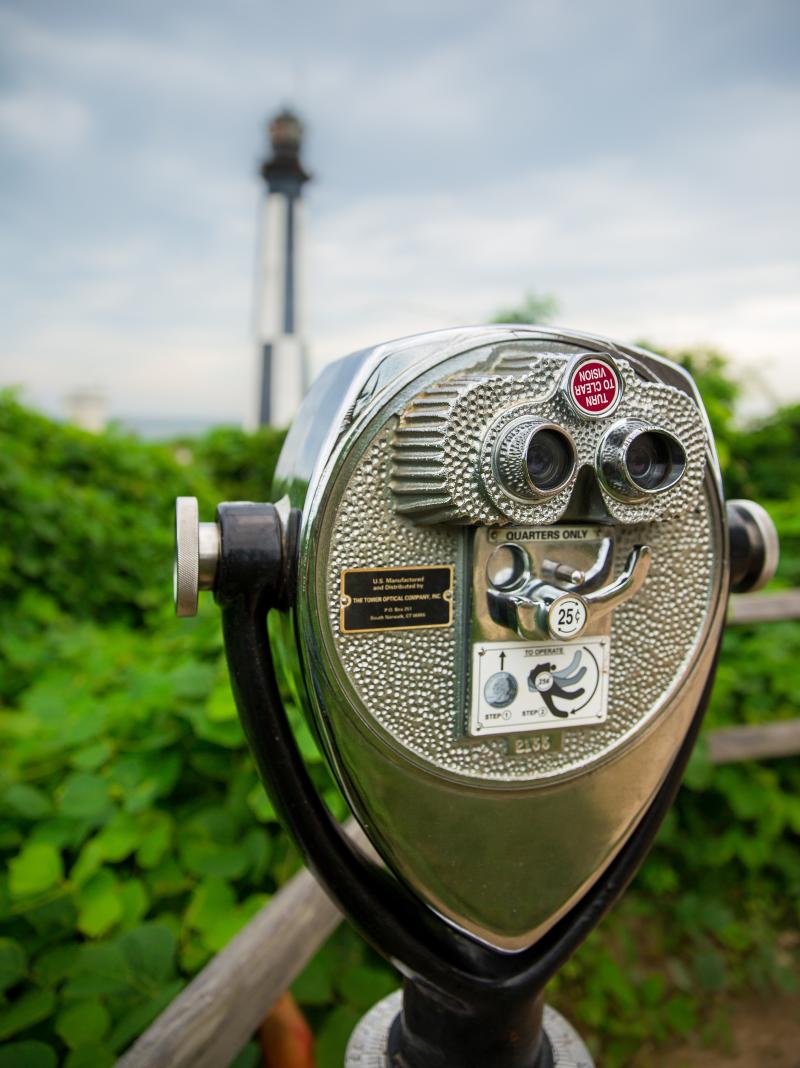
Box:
xmin=255 ymin=109 xmax=311 ymax=427
xmin=257 ymin=192 xmax=286 ymax=343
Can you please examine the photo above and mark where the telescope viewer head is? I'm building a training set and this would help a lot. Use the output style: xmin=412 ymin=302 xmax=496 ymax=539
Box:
xmin=175 ymin=324 xmax=778 ymax=956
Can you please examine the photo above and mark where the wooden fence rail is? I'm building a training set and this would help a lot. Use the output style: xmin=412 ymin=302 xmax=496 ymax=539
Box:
xmin=116 ymin=589 xmax=800 ymax=1068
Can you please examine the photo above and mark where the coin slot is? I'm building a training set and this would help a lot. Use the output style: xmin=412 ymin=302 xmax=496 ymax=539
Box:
xmin=487 ymin=544 xmax=529 ymax=591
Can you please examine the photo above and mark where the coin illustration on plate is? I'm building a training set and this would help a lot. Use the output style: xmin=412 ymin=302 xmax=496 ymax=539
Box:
xmin=484 ymin=671 xmax=518 ymax=709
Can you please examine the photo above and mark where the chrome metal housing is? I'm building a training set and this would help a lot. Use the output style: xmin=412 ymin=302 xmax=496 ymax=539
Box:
xmin=272 ymin=326 xmax=727 ymax=953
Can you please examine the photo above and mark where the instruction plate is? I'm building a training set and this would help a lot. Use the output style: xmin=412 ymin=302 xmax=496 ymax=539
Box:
xmin=469 ymin=637 xmax=610 ymax=736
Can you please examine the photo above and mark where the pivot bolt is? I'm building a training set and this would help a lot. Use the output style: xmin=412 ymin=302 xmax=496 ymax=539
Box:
xmin=174 ymin=497 xmax=220 ymax=616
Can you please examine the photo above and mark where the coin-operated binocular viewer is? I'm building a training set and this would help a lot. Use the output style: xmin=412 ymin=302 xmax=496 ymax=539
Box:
xmin=175 ymin=327 xmax=777 ymax=1068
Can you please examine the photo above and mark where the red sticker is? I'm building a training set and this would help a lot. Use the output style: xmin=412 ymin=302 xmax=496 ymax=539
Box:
xmin=568 ymin=357 xmax=621 ymax=417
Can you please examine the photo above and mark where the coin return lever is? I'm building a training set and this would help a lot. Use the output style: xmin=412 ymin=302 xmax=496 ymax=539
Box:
xmin=486 ymin=535 xmax=650 ymax=642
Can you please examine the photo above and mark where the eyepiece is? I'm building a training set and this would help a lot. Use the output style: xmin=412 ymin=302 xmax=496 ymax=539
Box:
xmin=494 ymin=420 xmax=577 ymax=501
xmin=526 ymin=428 xmax=575 ymax=493
xmin=598 ymin=422 xmax=687 ymax=502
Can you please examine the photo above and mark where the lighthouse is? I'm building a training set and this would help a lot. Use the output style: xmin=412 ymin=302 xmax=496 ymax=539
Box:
xmin=255 ymin=109 xmax=311 ymax=427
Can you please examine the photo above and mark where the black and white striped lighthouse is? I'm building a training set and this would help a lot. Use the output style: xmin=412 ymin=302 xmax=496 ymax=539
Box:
xmin=256 ymin=109 xmax=311 ymax=427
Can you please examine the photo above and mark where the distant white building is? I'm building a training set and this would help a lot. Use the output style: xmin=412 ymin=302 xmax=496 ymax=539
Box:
xmin=255 ymin=109 xmax=311 ymax=427
xmin=64 ymin=390 xmax=107 ymax=433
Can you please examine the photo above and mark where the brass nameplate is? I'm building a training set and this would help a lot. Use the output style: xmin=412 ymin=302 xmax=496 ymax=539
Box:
xmin=340 ymin=566 xmax=453 ymax=633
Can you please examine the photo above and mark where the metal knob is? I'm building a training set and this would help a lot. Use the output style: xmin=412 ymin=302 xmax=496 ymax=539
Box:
xmin=174 ymin=497 xmax=220 ymax=617
xmin=728 ymin=499 xmax=779 ymax=593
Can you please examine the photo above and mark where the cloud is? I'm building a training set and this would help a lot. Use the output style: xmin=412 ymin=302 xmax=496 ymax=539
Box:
xmin=0 ymin=89 xmax=92 ymax=153
xmin=305 ymin=151 xmax=800 ymax=411
xmin=0 ymin=7 xmax=258 ymax=102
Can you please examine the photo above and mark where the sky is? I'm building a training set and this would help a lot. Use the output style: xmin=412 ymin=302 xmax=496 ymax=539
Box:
xmin=1 ymin=0 xmax=799 ymax=427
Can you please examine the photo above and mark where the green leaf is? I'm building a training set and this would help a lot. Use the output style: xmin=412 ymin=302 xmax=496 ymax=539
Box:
xmin=70 ymin=838 xmax=105 ymax=888
xmin=662 ymin=994 xmax=696 ymax=1035
xmin=206 ymin=679 xmax=238 ymax=722
xmin=31 ymin=942 xmax=80 ymax=988
xmin=246 ymin=784 xmax=277 ymax=823
xmin=59 ymin=773 xmax=112 ymax=822
xmin=0 ymin=1042 xmax=57 ymax=1068
xmin=170 ymin=659 xmax=217 ymax=701
xmin=135 ymin=812 xmax=173 ymax=869
xmin=185 ymin=878 xmax=235 ymax=936
xmin=0 ymin=820 xmax=22 ymax=850
xmin=684 ymin=736 xmax=713 ymax=790
xmin=2 ymin=783 xmax=53 ymax=820
xmin=144 ymin=857 xmax=190 ymax=898
xmin=119 ymin=879 xmax=149 ymax=929
xmin=183 ymin=704 xmax=244 ymax=748
xmin=117 ymin=925 xmax=176 ymax=989
xmin=230 ymin=1042 xmax=260 ymax=1068
xmin=294 ymin=719 xmax=322 ymax=762
xmin=0 ymin=987 xmax=55 ymax=1039
xmin=0 ymin=938 xmax=27 ymax=994
xmin=8 ymin=842 xmax=63 ymax=897
xmin=337 ymin=965 xmax=398 ymax=1011
xmin=315 ymin=1005 xmax=361 ymax=1068
xmin=70 ymin=740 xmax=113 ymax=772
xmin=93 ymin=810 xmax=140 ymax=862
xmin=30 ymin=817 xmax=92 ymax=851
xmin=109 ymin=752 xmax=181 ymax=813
xmin=70 ymin=838 xmax=104 ymax=888
xmin=293 ymin=951 xmax=335 ymax=1006
xmin=56 ymin=999 xmax=111 ymax=1049
xmin=77 ymin=869 xmax=124 ymax=937
xmin=64 ymin=1045 xmax=116 ymax=1068
xmin=106 ymin=979 xmax=183 ymax=1053
xmin=242 ymin=827 xmax=272 ymax=880
xmin=693 ymin=948 xmax=728 ymax=992
xmin=179 ymin=840 xmax=249 ymax=879
xmin=178 ymin=932 xmax=212 ymax=973
xmin=63 ymin=944 xmax=132 ymax=998
xmin=198 ymin=909 xmax=248 ymax=953
xmin=21 ymin=891 xmax=76 ymax=934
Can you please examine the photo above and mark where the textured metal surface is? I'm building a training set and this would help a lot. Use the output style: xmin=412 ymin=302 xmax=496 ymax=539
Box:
xmin=345 ymin=990 xmax=400 ymax=1068
xmin=322 ymin=424 xmax=715 ymax=783
xmin=390 ymin=351 xmax=707 ymax=526
xmin=542 ymin=1005 xmax=595 ymax=1068
xmin=344 ymin=992 xmax=595 ymax=1068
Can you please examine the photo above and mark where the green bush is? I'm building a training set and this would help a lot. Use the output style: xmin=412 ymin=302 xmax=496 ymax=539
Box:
xmin=0 ymin=395 xmax=379 ymax=1067
xmin=0 ymin=347 xmax=798 ymax=1068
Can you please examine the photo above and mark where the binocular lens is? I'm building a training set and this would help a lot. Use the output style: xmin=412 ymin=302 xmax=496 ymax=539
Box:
xmin=598 ymin=421 xmax=687 ymax=501
xmin=526 ymin=429 xmax=575 ymax=493
xmin=493 ymin=420 xmax=577 ymax=501
xmin=625 ymin=430 xmax=685 ymax=492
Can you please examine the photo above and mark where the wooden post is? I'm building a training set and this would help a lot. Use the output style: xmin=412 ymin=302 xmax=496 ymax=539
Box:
xmin=114 ymin=861 xmax=342 ymax=1068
